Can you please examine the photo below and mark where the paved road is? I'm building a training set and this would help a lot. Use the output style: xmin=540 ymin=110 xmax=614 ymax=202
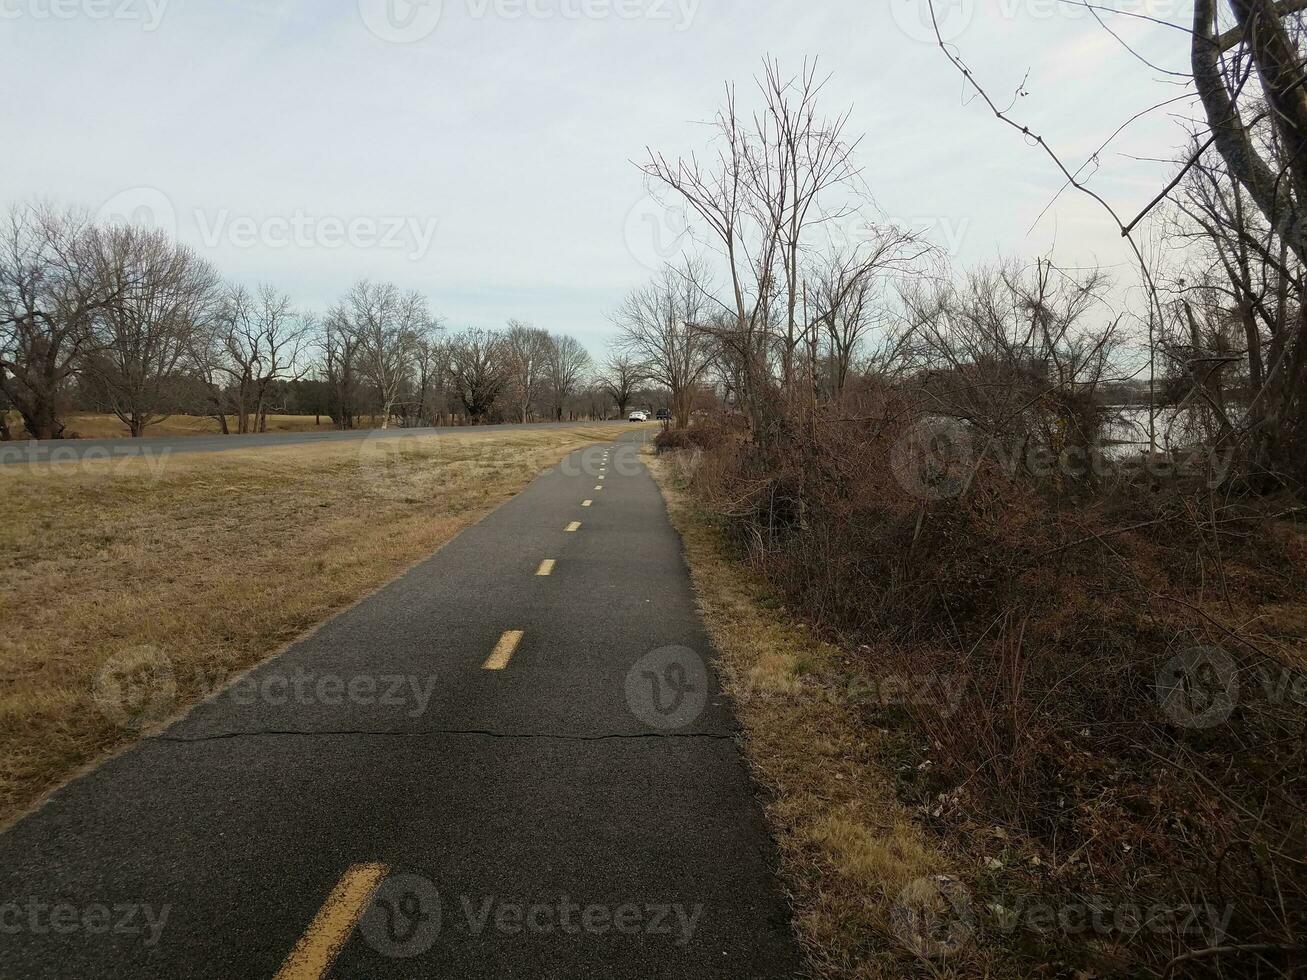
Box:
xmin=0 ymin=431 xmax=801 ymax=978
xmin=0 ymin=420 xmax=626 ymax=465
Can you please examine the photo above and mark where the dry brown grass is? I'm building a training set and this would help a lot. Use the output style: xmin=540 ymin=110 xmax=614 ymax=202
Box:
xmin=646 ymin=451 xmax=990 ymax=979
xmin=16 ymin=412 xmax=337 ymax=438
xmin=0 ymin=424 xmax=631 ymax=828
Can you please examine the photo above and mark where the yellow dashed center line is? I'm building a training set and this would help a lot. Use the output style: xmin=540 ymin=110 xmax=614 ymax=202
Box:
xmin=594 ymin=486 xmax=603 ymax=491
xmin=274 ymin=863 xmax=388 ymax=980
xmin=484 ymin=630 xmax=524 ymax=670
xmin=566 ymin=521 xmax=582 ymax=532
xmin=582 ymin=500 xmax=593 ymax=507
xmin=536 ymin=559 xmax=556 ymax=576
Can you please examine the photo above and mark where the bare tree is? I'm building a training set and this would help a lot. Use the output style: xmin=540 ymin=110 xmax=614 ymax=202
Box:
xmin=544 ymin=333 xmax=592 ymax=421
xmin=85 ymin=228 xmax=220 ymax=436
xmin=897 ymin=257 xmax=1124 ymax=492
xmin=320 ymin=308 xmax=363 ymax=430
xmin=0 ymin=204 xmax=126 ymax=439
xmin=808 ymin=225 xmax=931 ymax=402
xmin=598 ymin=353 xmax=646 ymax=418
xmin=213 ymin=284 xmax=310 ymax=433
xmin=449 ymin=327 xmax=508 ymax=423
xmin=614 ymin=262 xmax=714 ymax=428
xmin=185 ymin=315 xmax=235 ymax=434
xmin=640 ymin=58 xmax=867 ymax=429
xmin=924 ymin=0 xmax=1307 ymax=488
xmin=335 ymin=280 xmax=424 ymax=429
xmin=410 ymin=323 xmax=449 ymax=427
xmin=1184 ymin=1 xmax=1307 ymax=485
xmin=502 ymin=320 xmax=552 ymax=423
xmin=1193 ymin=0 xmax=1307 ymax=264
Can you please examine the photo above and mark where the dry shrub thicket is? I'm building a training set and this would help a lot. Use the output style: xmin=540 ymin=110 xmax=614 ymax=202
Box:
xmin=641 ymin=26 xmax=1307 ymax=975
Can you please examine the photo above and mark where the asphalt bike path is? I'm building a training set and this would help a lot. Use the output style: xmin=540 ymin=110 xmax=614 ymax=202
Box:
xmin=0 ymin=430 xmax=801 ymax=978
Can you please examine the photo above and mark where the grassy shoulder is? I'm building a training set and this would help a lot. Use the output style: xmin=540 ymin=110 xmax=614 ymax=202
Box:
xmin=0 ymin=424 xmax=632 ymax=828
xmin=647 ymin=450 xmax=993 ymax=979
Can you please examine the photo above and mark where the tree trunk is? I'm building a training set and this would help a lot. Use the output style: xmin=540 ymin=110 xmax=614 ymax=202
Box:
xmin=22 ymin=400 xmax=62 ymax=440
xmin=673 ymin=387 xmax=692 ymax=429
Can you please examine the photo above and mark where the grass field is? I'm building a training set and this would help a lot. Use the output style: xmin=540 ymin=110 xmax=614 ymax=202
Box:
xmin=8 ymin=412 xmax=336 ymax=439
xmin=0 ymin=424 xmax=634 ymax=829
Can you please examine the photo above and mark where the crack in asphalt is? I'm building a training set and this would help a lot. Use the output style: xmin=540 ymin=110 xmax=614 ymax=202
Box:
xmin=154 ymin=729 xmax=739 ymax=743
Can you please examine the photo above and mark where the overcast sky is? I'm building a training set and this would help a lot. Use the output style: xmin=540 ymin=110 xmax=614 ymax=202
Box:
xmin=2 ymin=0 xmax=1196 ymax=356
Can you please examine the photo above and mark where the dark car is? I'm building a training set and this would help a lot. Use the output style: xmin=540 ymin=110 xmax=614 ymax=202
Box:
xmin=655 ymin=409 xmax=672 ymax=421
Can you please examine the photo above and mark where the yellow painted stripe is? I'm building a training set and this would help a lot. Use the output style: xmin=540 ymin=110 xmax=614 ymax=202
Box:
xmin=274 ymin=863 xmax=388 ymax=980
xmin=565 ymin=521 xmax=582 ymax=532
xmin=537 ymin=559 xmax=556 ymax=576
xmin=582 ymin=500 xmax=593 ymax=507
xmin=594 ymin=486 xmax=603 ymax=491
xmin=484 ymin=630 xmax=524 ymax=670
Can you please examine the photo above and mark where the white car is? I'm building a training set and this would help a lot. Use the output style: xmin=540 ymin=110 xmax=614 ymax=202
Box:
xmin=628 ymin=411 xmax=649 ymax=422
